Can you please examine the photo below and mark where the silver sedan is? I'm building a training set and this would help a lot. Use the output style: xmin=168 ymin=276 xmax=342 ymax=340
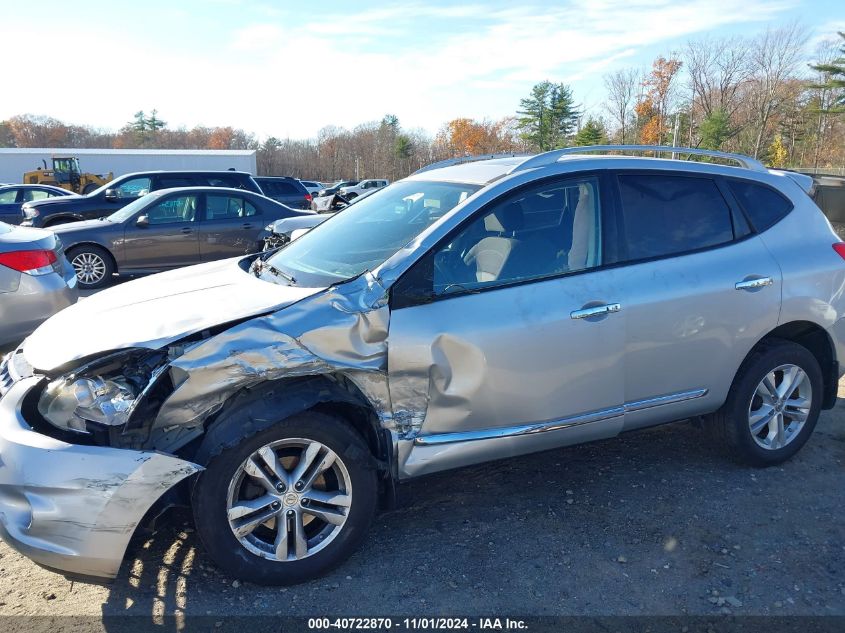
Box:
xmin=0 ymin=222 xmax=78 ymax=347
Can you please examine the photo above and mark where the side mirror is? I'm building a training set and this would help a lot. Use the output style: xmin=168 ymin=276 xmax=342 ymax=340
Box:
xmin=136 ymin=215 xmax=149 ymax=227
xmin=105 ymin=188 xmax=120 ymax=201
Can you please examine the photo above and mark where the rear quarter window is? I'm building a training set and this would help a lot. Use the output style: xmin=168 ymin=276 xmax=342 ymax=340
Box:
xmin=727 ymin=179 xmax=793 ymax=232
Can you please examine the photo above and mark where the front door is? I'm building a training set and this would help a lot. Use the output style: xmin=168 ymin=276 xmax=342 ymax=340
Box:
xmin=122 ymin=192 xmax=200 ymax=271
xmin=387 ymin=174 xmax=626 ymax=478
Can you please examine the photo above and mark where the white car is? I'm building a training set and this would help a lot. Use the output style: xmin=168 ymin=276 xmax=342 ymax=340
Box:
xmin=298 ymin=180 xmax=324 ymax=198
xmin=338 ymin=179 xmax=389 ymax=199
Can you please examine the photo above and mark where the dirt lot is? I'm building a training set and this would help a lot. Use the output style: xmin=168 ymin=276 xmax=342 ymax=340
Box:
xmin=1 ymin=371 xmax=844 ymax=626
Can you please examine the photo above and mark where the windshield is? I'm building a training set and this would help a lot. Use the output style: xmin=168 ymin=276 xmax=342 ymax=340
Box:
xmin=107 ymin=192 xmax=162 ymax=222
xmin=266 ymin=180 xmax=480 ymax=286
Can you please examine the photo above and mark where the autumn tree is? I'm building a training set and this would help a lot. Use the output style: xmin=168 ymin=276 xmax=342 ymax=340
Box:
xmin=517 ymin=81 xmax=580 ymax=150
xmin=767 ymin=134 xmax=789 ymax=167
xmin=635 ymin=56 xmax=683 ymax=145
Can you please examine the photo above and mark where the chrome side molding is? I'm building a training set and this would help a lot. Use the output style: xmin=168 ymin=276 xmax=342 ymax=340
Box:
xmin=414 ymin=388 xmax=708 ymax=446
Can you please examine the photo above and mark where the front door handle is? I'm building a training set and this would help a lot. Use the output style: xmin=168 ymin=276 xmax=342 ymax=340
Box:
xmin=181 ymin=227 xmax=193 ymax=235
xmin=571 ymin=303 xmax=622 ymax=320
xmin=735 ymin=276 xmax=773 ymax=291
xmin=242 ymin=223 xmax=253 ymax=230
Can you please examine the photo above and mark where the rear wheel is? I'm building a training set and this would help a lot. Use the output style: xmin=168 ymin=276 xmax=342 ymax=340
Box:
xmin=82 ymin=183 xmax=99 ymax=194
xmin=67 ymin=245 xmax=114 ymax=289
xmin=192 ymin=412 xmax=377 ymax=585
xmin=707 ymin=339 xmax=822 ymax=466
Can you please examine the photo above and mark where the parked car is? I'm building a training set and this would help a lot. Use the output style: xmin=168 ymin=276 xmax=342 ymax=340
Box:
xmin=51 ymin=187 xmax=314 ymax=289
xmin=0 ymin=184 xmax=78 ymax=225
xmin=21 ymin=170 xmax=263 ymax=228
xmin=298 ymin=180 xmax=324 ymax=198
xmin=338 ymin=178 xmax=389 ymax=199
xmin=0 ymin=221 xmax=77 ymax=346
xmin=316 ymin=180 xmax=358 ymax=197
xmin=2 ymin=145 xmax=844 ymax=587
xmin=254 ymin=177 xmax=312 ymax=210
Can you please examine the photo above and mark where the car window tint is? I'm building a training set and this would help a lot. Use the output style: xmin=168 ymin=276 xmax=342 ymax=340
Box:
xmin=727 ymin=179 xmax=793 ymax=232
xmin=157 ymin=176 xmax=194 ymax=189
xmin=0 ymin=190 xmax=17 ymax=203
xmin=207 ymin=177 xmax=241 ymax=188
xmin=618 ymin=174 xmax=734 ymax=261
xmin=269 ymin=181 xmax=299 ymax=194
xmin=23 ymin=189 xmax=51 ymax=201
xmin=205 ymin=195 xmax=256 ymax=220
xmin=432 ymin=177 xmax=602 ymax=294
xmin=146 ymin=195 xmax=198 ymax=225
xmin=116 ymin=177 xmax=152 ymax=198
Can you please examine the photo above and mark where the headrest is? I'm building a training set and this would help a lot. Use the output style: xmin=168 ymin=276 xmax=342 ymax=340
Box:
xmin=485 ymin=200 xmax=524 ymax=233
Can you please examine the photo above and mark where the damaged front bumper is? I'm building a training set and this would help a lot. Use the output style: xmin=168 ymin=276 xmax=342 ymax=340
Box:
xmin=0 ymin=376 xmax=201 ymax=579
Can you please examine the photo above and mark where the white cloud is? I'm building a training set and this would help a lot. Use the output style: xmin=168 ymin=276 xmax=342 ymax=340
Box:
xmin=0 ymin=0 xmax=800 ymax=138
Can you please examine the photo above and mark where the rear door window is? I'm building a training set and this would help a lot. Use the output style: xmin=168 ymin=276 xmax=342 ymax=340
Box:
xmin=617 ymin=174 xmax=735 ymax=261
xmin=156 ymin=175 xmax=195 ymax=189
xmin=205 ymin=194 xmax=259 ymax=220
xmin=727 ymin=179 xmax=793 ymax=232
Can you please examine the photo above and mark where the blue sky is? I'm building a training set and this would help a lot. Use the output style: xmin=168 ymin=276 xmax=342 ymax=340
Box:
xmin=2 ymin=1 xmax=843 ymax=139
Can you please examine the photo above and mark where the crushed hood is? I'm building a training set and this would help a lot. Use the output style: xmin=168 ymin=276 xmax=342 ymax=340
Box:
xmin=24 ymin=257 xmax=325 ymax=371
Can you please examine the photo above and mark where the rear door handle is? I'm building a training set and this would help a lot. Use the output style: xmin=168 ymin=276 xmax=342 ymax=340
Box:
xmin=242 ymin=223 xmax=253 ymax=230
xmin=571 ymin=303 xmax=621 ymax=320
xmin=735 ymin=276 xmax=773 ymax=291
xmin=181 ymin=227 xmax=193 ymax=235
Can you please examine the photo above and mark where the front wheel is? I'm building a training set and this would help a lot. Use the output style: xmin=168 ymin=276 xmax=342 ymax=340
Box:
xmin=707 ymin=339 xmax=822 ymax=466
xmin=67 ymin=245 xmax=115 ymax=289
xmin=192 ymin=412 xmax=377 ymax=585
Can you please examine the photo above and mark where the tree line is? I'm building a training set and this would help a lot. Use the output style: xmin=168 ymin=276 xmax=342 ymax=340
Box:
xmin=0 ymin=24 xmax=842 ymax=180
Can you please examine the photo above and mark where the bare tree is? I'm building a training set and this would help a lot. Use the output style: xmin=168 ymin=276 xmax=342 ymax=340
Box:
xmin=685 ymin=36 xmax=751 ymax=120
xmin=748 ymin=23 xmax=809 ymax=158
xmin=603 ymin=67 xmax=638 ymax=143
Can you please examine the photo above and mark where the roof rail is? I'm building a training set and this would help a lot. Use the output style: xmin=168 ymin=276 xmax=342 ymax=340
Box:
xmin=413 ymin=152 xmax=530 ymax=175
xmin=509 ymin=145 xmax=768 ymax=174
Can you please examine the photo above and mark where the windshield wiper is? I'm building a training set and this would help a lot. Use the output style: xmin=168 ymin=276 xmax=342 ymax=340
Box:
xmin=252 ymin=258 xmax=296 ymax=285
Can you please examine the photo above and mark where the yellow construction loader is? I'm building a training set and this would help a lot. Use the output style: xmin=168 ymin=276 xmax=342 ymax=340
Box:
xmin=23 ymin=157 xmax=113 ymax=194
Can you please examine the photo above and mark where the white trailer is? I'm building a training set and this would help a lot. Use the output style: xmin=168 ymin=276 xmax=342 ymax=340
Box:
xmin=0 ymin=148 xmax=257 ymax=184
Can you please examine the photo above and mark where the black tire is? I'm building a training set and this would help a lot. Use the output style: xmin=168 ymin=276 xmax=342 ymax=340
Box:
xmin=82 ymin=183 xmax=99 ymax=194
xmin=66 ymin=244 xmax=115 ymax=290
xmin=43 ymin=217 xmax=77 ymax=227
xmin=345 ymin=192 xmax=358 ymax=200
xmin=706 ymin=338 xmax=822 ymax=466
xmin=192 ymin=411 xmax=377 ymax=585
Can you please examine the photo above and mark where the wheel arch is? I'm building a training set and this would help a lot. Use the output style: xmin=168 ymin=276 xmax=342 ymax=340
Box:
xmin=188 ymin=374 xmax=391 ymax=472
xmin=755 ymin=320 xmax=838 ymax=409
xmin=65 ymin=241 xmax=119 ymax=273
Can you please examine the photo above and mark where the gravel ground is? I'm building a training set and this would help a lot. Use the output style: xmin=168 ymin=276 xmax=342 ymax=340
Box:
xmin=1 ymin=379 xmax=844 ymax=624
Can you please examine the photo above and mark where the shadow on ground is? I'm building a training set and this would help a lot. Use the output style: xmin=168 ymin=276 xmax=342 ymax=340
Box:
xmin=99 ymin=409 xmax=845 ymax=621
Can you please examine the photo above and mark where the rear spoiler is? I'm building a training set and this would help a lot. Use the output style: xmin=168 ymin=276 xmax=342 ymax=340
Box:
xmin=770 ymin=170 xmax=815 ymax=196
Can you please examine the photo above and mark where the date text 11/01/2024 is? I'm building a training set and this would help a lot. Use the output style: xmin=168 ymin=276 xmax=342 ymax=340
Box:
xmin=307 ymin=618 xmax=528 ymax=630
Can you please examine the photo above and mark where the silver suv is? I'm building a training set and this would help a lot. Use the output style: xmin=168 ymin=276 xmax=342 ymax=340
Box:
xmin=1 ymin=146 xmax=843 ymax=585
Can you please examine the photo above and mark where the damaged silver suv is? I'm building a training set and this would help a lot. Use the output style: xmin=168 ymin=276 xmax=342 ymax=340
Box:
xmin=2 ymin=146 xmax=844 ymax=585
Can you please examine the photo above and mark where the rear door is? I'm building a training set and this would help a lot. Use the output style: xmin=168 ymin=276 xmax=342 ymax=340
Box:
xmin=610 ymin=171 xmax=782 ymax=431
xmin=199 ymin=192 xmax=262 ymax=260
xmin=122 ymin=192 xmax=201 ymax=270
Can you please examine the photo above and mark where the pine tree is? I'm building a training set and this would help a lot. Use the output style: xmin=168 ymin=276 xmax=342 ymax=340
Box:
xmin=698 ymin=109 xmax=732 ymax=150
xmin=809 ymin=32 xmax=845 ymax=114
xmin=517 ymin=81 xmax=580 ymax=151
xmin=573 ymin=118 xmax=607 ymax=146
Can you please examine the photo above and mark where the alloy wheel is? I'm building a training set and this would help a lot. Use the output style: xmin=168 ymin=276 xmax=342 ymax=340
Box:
xmin=71 ymin=252 xmax=107 ymax=285
xmin=226 ymin=438 xmax=352 ymax=562
xmin=747 ymin=364 xmax=812 ymax=450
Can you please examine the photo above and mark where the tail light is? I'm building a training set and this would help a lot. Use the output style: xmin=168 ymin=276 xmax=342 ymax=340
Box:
xmin=834 ymin=243 xmax=845 ymax=261
xmin=305 ymin=193 xmax=313 ymax=203
xmin=0 ymin=249 xmax=58 ymax=276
